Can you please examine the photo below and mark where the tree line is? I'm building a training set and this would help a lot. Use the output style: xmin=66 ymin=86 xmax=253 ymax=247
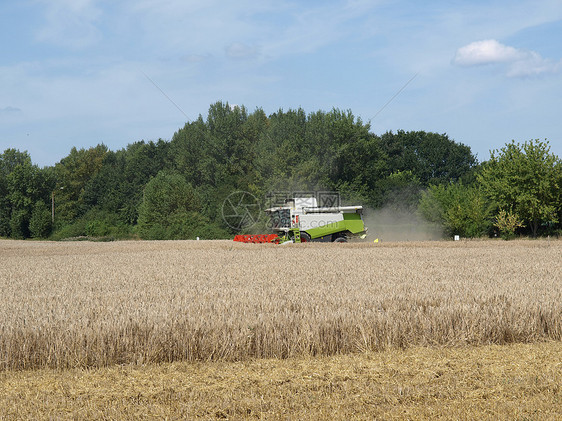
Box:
xmin=1 ymin=101 xmax=561 ymax=240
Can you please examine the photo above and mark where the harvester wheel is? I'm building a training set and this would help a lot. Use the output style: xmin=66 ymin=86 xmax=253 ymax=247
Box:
xmin=334 ymin=236 xmax=348 ymax=243
xmin=300 ymin=232 xmax=311 ymax=242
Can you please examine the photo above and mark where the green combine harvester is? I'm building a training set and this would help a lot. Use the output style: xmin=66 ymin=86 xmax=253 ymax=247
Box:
xmin=234 ymin=197 xmax=367 ymax=243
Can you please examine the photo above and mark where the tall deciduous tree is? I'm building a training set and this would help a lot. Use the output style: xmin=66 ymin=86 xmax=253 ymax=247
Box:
xmin=1 ymin=149 xmax=54 ymax=238
xmin=29 ymin=200 xmax=53 ymax=238
xmin=478 ymin=139 xmax=562 ymax=236
xmin=379 ymin=130 xmax=477 ymax=185
xmin=54 ymin=144 xmax=108 ymax=221
xmin=137 ymin=171 xmax=201 ymax=239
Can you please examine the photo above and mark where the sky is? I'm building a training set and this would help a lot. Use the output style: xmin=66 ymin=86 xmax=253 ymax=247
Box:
xmin=1 ymin=0 xmax=561 ymax=167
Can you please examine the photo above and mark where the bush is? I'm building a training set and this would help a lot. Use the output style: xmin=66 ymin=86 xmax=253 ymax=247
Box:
xmin=85 ymin=220 xmax=111 ymax=237
xmin=136 ymin=223 xmax=168 ymax=240
xmin=419 ymin=183 xmax=493 ymax=238
xmin=137 ymin=210 xmax=229 ymax=240
xmin=50 ymin=219 xmax=88 ymax=240
xmin=52 ymin=209 xmax=134 ymax=240
xmin=494 ymin=209 xmax=525 ymax=240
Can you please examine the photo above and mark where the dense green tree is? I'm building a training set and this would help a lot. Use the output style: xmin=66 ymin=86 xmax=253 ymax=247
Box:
xmin=121 ymin=140 xmax=170 ymax=224
xmin=419 ymin=183 xmax=492 ymax=238
xmin=171 ymin=102 xmax=261 ymax=223
xmin=171 ymin=116 xmax=209 ymax=186
xmin=379 ymin=130 xmax=477 ymax=185
xmin=0 ymin=154 xmax=13 ymax=237
xmin=78 ymin=140 xmax=170 ymax=229
xmin=258 ymin=107 xmax=308 ymax=190
xmin=0 ymin=187 xmax=9 ymax=237
xmin=478 ymin=140 xmax=562 ymax=236
xmin=204 ymin=102 xmax=252 ymax=187
xmin=255 ymin=107 xmax=387 ymax=201
xmin=123 ymin=140 xmax=170 ymax=188
xmin=81 ymin=150 xmax=126 ymax=215
xmin=137 ymin=171 xmax=202 ymax=239
xmin=331 ymin=133 xmax=388 ymax=207
xmin=54 ymin=144 xmax=108 ymax=221
xmin=0 ymin=149 xmax=54 ymax=238
xmin=0 ymin=151 xmax=21 ymax=237
xmin=331 ymin=116 xmax=384 ymax=181
xmin=29 ymin=200 xmax=53 ymax=238
xmin=313 ymin=109 xmax=377 ymax=191
xmin=1 ymin=149 xmax=30 ymax=175
xmin=9 ymin=210 xmax=29 ymax=239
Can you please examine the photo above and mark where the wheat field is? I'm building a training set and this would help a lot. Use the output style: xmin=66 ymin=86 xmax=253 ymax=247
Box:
xmin=0 ymin=239 xmax=561 ymax=371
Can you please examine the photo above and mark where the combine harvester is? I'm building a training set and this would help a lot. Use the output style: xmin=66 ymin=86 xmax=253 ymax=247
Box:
xmin=234 ymin=197 xmax=367 ymax=244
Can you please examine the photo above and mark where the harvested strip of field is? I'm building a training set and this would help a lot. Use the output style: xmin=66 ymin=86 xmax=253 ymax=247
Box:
xmin=0 ymin=239 xmax=561 ymax=370
xmin=1 ymin=342 xmax=561 ymax=420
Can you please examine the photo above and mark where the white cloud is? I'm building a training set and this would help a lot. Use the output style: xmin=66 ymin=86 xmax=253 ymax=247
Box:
xmin=453 ymin=39 xmax=561 ymax=77
xmin=453 ymin=40 xmax=524 ymax=66
xmin=507 ymin=52 xmax=561 ymax=77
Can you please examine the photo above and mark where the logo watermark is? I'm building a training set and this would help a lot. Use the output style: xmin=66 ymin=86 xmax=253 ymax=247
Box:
xmin=221 ymin=191 xmax=261 ymax=230
xmin=222 ymin=190 xmax=341 ymax=232
xmin=264 ymin=191 xmax=340 ymax=208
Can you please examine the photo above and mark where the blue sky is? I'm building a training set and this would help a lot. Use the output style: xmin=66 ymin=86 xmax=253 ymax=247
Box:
xmin=1 ymin=0 xmax=561 ymax=167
